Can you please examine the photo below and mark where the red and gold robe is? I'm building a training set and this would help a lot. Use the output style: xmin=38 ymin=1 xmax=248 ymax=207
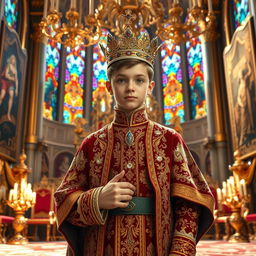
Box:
xmin=54 ymin=107 xmax=214 ymax=256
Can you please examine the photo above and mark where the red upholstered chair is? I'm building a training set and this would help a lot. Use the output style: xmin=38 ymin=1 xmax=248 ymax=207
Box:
xmin=0 ymin=215 xmax=14 ymax=243
xmin=26 ymin=176 xmax=55 ymax=241
xmin=245 ymin=213 xmax=256 ymax=240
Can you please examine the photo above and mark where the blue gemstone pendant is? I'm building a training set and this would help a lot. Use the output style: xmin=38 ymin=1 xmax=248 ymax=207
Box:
xmin=125 ymin=130 xmax=134 ymax=146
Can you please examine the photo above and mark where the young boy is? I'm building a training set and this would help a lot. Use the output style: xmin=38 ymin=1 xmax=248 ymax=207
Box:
xmin=54 ymin=27 xmax=214 ymax=256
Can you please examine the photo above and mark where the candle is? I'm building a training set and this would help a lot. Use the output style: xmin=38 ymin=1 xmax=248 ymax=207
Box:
xmin=43 ymin=0 xmax=48 ymax=18
xmin=222 ymin=181 xmax=227 ymax=196
xmin=192 ymin=0 xmax=196 ymax=7
xmin=227 ymin=180 xmax=232 ymax=197
xmin=89 ymin=0 xmax=94 ymax=14
xmin=241 ymin=179 xmax=247 ymax=196
xmin=239 ymin=180 xmax=244 ymax=197
xmin=230 ymin=176 xmax=235 ymax=194
xmin=208 ymin=0 xmax=212 ymax=12
xmin=217 ymin=188 xmax=222 ymax=201
xmin=9 ymin=189 xmax=13 ymax=201
xmin=32 ymin=192 xmax=37 ymax=204
xmin=14 ymin=182 xmax=18 ymax=193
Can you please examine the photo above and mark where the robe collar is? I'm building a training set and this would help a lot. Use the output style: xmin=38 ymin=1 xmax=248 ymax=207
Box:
xmin=113 ymin=106 xmax=148 ymax=126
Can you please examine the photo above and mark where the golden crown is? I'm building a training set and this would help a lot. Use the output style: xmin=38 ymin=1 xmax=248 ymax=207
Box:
xmin=100 ymin=27 xmax=161 ymax=68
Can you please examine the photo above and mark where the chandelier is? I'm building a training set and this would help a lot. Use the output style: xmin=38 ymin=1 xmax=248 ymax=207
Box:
xmin=40 ymin=0 xmax=215 ymax=48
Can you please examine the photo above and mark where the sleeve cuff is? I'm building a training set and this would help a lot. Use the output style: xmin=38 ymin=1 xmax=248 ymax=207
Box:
xmin=77 ymin=187 xmax=108 ymax=226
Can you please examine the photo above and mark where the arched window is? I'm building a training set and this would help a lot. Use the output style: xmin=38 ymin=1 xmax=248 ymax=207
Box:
xmin=43 ymin=40 xmax=61 ymax=120
xmin=63 ymin=45 xmax=86 ymax=124
xmin=4 ymin=0 xmax=19 ymax=31
xmin=92 ymin=28 xmax=108 ymax=111
xmin=186 ymin=37 xmax=206 ymax=120
xmin=161 ymin=42 xmax=184 ymax=125
xmin=232 ymin=0 xmax=250 ymax=28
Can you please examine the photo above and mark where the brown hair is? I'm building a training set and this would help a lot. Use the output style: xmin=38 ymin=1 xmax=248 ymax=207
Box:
xmin=107 ymin=59 xmax=154 ymax=81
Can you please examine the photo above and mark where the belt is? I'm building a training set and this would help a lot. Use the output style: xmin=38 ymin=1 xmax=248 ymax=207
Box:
xmin=109 ymin=197 xmax=154 ymax=215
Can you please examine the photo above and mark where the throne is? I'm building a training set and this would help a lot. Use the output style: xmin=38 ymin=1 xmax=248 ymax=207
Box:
xmin=26 ymin=176 xmax=55 ymax=241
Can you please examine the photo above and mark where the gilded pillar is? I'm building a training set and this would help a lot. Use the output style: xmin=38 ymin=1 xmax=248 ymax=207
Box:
xmin=250 ymin=0 xmax=256 ymax=35
xmin=200 ymin=12 xmax=229 ymax=182
xmin=25 ymin=24 xmax=46 ymax=183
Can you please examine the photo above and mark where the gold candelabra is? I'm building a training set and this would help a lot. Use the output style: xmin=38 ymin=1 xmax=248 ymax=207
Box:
xmin=39 ymin=0 xmax=102 ymax=48
xmin=156 ymin=2 xmax=215 ymax=44
xmin=40 ymin=0 xmax=215 ymax=48
xmin=217 ymin=176 xmax=250 ymax=242
xmin=7 ymin=178 xmax=36 ymax=244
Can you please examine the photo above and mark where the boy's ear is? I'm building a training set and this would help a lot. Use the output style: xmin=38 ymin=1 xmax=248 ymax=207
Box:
xmin=147 ymin=81 xmax=155 ymax=95
xmin=106 ymin=81 xmax=113 ymax=95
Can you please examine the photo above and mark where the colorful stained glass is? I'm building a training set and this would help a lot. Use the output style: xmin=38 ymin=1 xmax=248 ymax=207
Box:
xmin=161 ymin=42 xmax=184 ymax=125
xmin=4 ymin=0 xmax=19 ymax=30
xmin=43 ymin=40 xmax=61 ymax=120
xmin=186 ymin=37 xmax=206 ymax=120
xmin=92 ymin=29 xmax=110 ymax=112
xmin=233 ymin=0 xmax=250 ymax=28
xmin=63 ymin=45 xmax=85 ymax=124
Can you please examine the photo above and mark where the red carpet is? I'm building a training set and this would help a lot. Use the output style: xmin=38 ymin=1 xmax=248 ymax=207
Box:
xmin=0 ymin=240 xmax=255 ymax=255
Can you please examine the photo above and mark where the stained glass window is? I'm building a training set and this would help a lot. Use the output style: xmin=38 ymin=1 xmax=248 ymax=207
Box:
xmin=63 ymin=45 xmax=86 ymax=124
xmin=161 ymin=42 xmax=184 ymax=125
xmin=233 ymin=0 xmax=250 ymax=28
xmin=43 ymin=40 xmax=61 ymax=120
xmin=4 ymin=0 xmax=19 ymax=30
xmin=92 ymin=29 xmax=110 ymax=113
xmin=186 ymin=37 xmax=206 ymax=120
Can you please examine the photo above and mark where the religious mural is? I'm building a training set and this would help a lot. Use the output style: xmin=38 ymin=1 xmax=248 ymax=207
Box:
xmin=0 ymin=20 xmax=27 ymax=161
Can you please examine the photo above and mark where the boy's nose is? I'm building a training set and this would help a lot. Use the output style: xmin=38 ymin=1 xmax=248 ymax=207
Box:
xmin=127 ymin=80 xmax=135 ymax=91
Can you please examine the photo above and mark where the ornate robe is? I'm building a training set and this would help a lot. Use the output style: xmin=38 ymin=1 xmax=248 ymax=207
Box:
xmin=54 ymin=108 xmax=214 ymax=256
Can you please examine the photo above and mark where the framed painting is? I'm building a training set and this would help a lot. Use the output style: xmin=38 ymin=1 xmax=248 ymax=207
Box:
xmin=0 ymin=20 xmax=27 ymax=162
xmin=223 ymin=16 xmax=256 ymax=159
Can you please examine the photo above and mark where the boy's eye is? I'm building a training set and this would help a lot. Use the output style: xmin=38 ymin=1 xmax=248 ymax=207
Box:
xmin=115 ymin=78 xmax=126 ymax=84
xmin=136 ymin=78 xmax=145 ymax=84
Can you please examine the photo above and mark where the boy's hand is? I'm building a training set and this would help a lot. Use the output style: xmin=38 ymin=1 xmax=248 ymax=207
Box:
xmin=98 ymin=170 xmax=136 ymax=210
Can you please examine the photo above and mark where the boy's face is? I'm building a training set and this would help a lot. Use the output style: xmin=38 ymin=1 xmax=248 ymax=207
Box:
xmin=108 ymin=63 xmax=155 ymax=114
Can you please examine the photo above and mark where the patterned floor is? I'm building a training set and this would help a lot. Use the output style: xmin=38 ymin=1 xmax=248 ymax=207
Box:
xmin=0 ymin=240 xmax=255 ymax=256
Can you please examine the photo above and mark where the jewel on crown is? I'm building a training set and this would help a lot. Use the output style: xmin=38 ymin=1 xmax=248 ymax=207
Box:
xmin=100 ymin=26 xmax=161 ymax=68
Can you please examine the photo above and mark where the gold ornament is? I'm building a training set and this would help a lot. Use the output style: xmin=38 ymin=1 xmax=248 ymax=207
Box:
xmin=100 ymin=26 xmax=161 ymax=68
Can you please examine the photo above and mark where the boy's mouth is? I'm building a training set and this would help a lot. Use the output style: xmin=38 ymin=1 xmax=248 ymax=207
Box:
xmin=125 ymin=96 xmax=137 ymax=99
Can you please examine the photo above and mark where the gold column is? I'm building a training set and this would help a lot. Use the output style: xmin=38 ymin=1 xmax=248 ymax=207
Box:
xmin=223 ymin=0 xmax=232 ymax=46
xmin=21 ymin=0 xmax=28 ymax=48
xmin=25 ymin=24 xmax=41 ymax=144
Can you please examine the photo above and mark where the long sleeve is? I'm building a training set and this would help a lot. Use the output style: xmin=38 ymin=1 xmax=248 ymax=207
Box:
xmin=66 ymin=187 xmax=108 ymax=227
xmin=169 ymin=198 xmax=200 ymax=256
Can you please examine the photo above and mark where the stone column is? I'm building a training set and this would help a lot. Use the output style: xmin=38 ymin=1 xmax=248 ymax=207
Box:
xmin=200 ymin=12 xmax=229 ymax=182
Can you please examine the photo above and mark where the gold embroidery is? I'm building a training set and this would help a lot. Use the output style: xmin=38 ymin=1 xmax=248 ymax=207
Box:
xmin=170 ymin=236 xmax=196 ymax=256
xmin=69 ymin=150 xmax=87 ymax=172
xmin=146 ymin=121 xmax=163 ymax=256
xmin=172 ymin=183 xmax=215 ymax=212
xmin=173 ymin=143 xmax=187 ymax=163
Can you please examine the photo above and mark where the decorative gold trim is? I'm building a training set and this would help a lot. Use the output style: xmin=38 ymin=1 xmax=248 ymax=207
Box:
xmin=21 ymin=0 xmax=28 ymax=48
xmin=212 ymin=43 xmax=226 ymax=142
xmin=25 ymin=37 xmax=40 ymax=144
xmin=172 ymin=183 xmax=215 ymax=213
xmin=145 ymin=121 xmax=162 ymax=256
xmin=96 ymin=124 xmax=114 ymax=256
xmin=56 ymin=190 xmax=83 ymax=227
xmin=223 ymin=0 xmax=231 ymax=45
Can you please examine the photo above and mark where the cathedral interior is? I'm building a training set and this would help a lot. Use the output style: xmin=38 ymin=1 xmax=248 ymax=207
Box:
xmin=0 ymin=0 xmax=256 ymax=254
